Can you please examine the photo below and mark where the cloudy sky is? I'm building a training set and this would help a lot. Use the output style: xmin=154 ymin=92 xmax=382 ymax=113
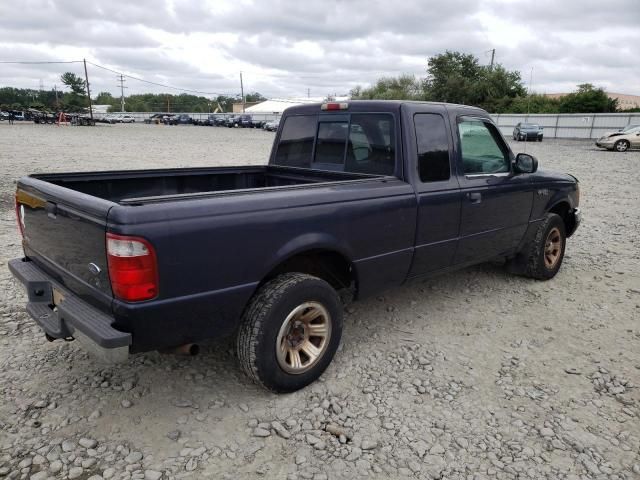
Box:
xmin=1 ymin=0 xmax=638 ymax=99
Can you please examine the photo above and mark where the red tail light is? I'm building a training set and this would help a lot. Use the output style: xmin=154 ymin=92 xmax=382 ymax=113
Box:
xmin=15 ymin=194 xmax=24 ymax=237
xmin=321 ymin=102 xmax=349 ymax=111
xmin=106 ymin=233 xmax=158 ymax=302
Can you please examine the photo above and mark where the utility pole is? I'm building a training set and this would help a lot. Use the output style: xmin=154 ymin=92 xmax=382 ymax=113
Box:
xmin=83 ymin=58 xmax=93 ymax=120
xmin=239 ymin=71 xmax=245 ymax=112
xmin=54 ymin=85 xmax=59 ymax=110
xmin=117 ymin=74 xmax=127 ymax=112
xmin=490 ymin=49 xmax=495 ymax=70
xmin=307 ymin=88 xmax=310 ymax=98
xmin=166 ymin=95 xmax=170 ymax=113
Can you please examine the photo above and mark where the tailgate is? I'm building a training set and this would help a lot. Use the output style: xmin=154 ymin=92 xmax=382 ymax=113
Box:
xmin=16 ymin=176 xmax=116 ymax=311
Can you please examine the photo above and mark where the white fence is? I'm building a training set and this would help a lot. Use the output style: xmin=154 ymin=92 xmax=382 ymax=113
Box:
xmin=117 ymin=111 xmax=640 ymax=139
xmin=491 ymin=113 xmax=640 ymax=139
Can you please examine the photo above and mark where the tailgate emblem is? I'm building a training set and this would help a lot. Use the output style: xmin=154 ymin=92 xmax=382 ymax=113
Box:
xmin=88 ymin=263 xmax=101 ymax=275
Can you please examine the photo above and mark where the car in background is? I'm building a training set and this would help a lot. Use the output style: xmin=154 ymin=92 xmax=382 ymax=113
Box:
xmin=144 ymin=114 xmax=166 ymax=125
xmin=167 ymin=114 xmax=193 ymax=125
xmin=596 ymin=124 xmax=640 ymax=152
xmin=513 ymin=123 xmax=543 ymax=141
xmin=0 ymin=111 xmax=9 ymax=120
xmin=96 ymin=114 xmax=118 ymax=124
xmin=225 ymin=115 xmax=238 ymax=127
xmin=115 ymin=114 xmax=135 ymax=124
xmin=263 ymin=119 xmax=280 ymax=131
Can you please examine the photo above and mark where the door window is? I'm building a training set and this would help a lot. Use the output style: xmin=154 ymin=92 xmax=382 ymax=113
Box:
xmin=458 ymin=119 xmax=510 ymax=174
xmin=414 ymin=113 xmax=450 ymax=182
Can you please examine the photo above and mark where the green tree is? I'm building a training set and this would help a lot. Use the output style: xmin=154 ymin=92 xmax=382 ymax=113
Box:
xmin=424 ymin=51 xmax=481 ymax=104
xmin=351 ymin=74 xmax=424 ymax=100
xmin=60 ymin=72 xmax=87 ymax=112
xmin=558 ymin=84 xmax=617 ymax=113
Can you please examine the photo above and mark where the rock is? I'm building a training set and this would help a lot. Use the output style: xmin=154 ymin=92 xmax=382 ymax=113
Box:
xmin=18 ymin=457 xmax=32 ymax=468
xmin=79 ymin=438 xmax=98 ymax=449
xmin=295 ymin=455 xmax=306 ymax=465
xmin=121 ymin=399 xmax=133 ymax=408
xmin=30 ymin=472 xmax=49 ymax=480
xmin=271 ymin=421 xmax=291 ymax=439
xmin=411 ymin=440 xmax=429 ymax=458
xmin=455 ymin=437 xmax=469 ymax=449
xmin=429 ymin=444 xmax=445 ymax=455
xmin=238 ymin=403 xmax=249 ymax=412
xmin=88 ymin=410 xmax=102 ymax=421
xmin=122 ymin=381 xmax=135 ymax=391
xmin=539 ymin=427 xmax=555 ymax=437
xmin=253 ymin=428 xmax=271 ymax=438
xmin=68 ymin=467 xmax=84 ymax=479
xmin=145 ymin=470 xmax=163 ymax=480
xmin=361 ymin=440 xmax=378 ymax=450
xmin=325 ymin=423 xmax=350 ymax=439
xmin=185 ymin=457 xmax=198 ymax=472
xmin=50 ymin=460 xmax=63 ymax=474
xmin=126 ymin=451 xmax=143 ymax=464
xmin=62 ymin=440 xmax=76 ymax=452
xmin=306 ymin=434 xmax=321 ymax=445
xmin=167 ymin=430 xmax=181 ymax=441
xmin=564 ymin=367 xmax=581 ymax=375
xmin=102 ymin=468 xmax=116 ymax=479
xmin=346 ymin=447 xmax=362 ymax=461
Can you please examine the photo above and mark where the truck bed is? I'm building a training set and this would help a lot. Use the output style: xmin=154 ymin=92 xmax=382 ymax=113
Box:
xmin=33 ymin=165 xmax=375 ymax=204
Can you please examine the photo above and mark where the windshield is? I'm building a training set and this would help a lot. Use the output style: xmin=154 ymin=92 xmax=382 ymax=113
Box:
xmin=621 ymin=124 xmax=640 ymax=132
xmin=521 ymin=123 xmax=538 ymax=129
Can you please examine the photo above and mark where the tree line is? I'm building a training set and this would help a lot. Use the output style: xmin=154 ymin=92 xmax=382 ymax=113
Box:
xmin=351 ymin=51 xmax=625 ymax=113
xmin=0 ymin=72 xmax=265 ymax=113
xmin=1 ymin=55 xmax=633 ymax=114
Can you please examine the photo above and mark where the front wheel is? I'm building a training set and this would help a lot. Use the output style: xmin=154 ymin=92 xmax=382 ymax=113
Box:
xmin=237 ymin=273 xmax=343 ymax=392
xmin=511 ymin=213 xmax=566 ymax=280
xmin=614 ymin=139 xmax=630 ymax=152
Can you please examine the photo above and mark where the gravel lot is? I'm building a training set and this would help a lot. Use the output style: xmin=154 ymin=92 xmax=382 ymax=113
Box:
xmin=0 ymin=122 xmax=639 ymax=480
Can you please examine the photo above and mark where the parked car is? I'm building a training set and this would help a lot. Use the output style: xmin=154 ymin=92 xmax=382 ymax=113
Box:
xmin=263 ymin=119 xmax=280 ymax=131
xmin=513 ymin=123 xmax=543 ymax=141
xmin=144 ymin=114 xmax=166 ymax=125
xmin=0 ymin=111 xmax=10 ymax=120
xmin=167 ymin=114 xmax=193 ymax=125
xmin=115 ymin=114 xmax=135 ymax=124
xmin=9 ymin=100 xmax=581 ymax=392
xmin=225 ymin=115 xmax=239 ymax=127
xmin=595 ymin=124 xmax=640 ymax=152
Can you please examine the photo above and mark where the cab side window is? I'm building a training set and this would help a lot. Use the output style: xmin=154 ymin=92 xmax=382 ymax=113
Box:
xmin=414 ymin=113 xmax=450 ymax=182
xmin=458 ymin=119 xmax=510 ymax=174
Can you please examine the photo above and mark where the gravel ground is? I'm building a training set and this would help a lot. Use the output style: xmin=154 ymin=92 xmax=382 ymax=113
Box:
xmin=0 ymin=122 xmax=639 ymax=480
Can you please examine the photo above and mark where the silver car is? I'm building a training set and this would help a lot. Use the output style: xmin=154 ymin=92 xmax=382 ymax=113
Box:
xmin=595 ymin=124 xmax=640 ymax=152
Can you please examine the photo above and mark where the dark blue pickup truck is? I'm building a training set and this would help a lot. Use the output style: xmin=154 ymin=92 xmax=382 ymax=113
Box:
xmin=10 ymin=101 xmax=580 ymax=392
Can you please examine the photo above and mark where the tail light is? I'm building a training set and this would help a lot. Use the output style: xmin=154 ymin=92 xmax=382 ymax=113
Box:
xmin=321 ymin=102 xmax=349 ymax=111
xmin=15 ymin=194 xmax=24 ymax=237
xmin=106 ymin=233 xmax=158 ymax=302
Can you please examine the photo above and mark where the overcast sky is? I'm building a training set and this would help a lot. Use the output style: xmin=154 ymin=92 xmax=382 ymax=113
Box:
xmin=1 ymin=0 xmax=638 ymax=99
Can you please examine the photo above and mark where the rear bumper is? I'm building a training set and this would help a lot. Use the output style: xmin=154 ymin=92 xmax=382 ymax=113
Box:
xmin=8 ymin=258 xmax=131 ymax=362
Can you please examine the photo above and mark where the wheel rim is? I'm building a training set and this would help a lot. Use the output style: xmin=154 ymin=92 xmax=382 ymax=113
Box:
xmin=544 ymin=227 xmax=562 ymax=269
xmin=616 ymin=141 xmax=628 ymax=152
xmin=276 ymin=302 xmax=332 ymax=375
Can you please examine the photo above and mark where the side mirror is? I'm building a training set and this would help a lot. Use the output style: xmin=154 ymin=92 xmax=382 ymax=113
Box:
xmin=515 ymin=153 xmax=538 ymax=173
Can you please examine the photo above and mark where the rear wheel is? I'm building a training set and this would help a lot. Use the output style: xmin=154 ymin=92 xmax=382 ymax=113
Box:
xmin=614 ymin=139 xmax=630 ymax=152
xmin=237 ymin=273 xmax=343 ymax=392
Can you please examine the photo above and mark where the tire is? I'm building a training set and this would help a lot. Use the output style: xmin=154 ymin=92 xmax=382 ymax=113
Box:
xmin=237 ymin=273 xmax=343 ymax=393
xmin=538 ymin=137 xmax=543 ymax=142
xmin=517 ymin=213 xmax=566 ymax=280
xmin=614 ymin=139 xmax=630 ymax=152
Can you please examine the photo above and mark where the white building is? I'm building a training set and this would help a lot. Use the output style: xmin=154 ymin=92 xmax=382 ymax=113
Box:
xmin=245 ymin=96 xmax=350 ymax=115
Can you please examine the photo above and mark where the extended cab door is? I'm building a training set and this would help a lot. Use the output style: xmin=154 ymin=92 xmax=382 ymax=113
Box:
xmin=405 ymin=106 xmax=462 ymax=277
xmin=453 ymin=116 xmax=534 ymax=265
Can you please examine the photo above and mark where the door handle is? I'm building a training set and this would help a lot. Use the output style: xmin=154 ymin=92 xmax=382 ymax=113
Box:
xmin=467 ymin=192 xmax=482 ymax=204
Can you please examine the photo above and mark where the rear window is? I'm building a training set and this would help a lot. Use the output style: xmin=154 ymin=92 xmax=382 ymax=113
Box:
xmin=274 ymin=113 xmax=395 ymax=175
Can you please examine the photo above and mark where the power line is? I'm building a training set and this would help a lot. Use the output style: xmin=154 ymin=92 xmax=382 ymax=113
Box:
xmin=0 ymin=60 xmax=83 ymax=64
xmin=85 ymin=61 xmax=238 ymax=97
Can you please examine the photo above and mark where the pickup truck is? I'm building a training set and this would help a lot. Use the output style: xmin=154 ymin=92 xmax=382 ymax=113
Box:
xmin=9 ymin=100 xmax=581 ymax=392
